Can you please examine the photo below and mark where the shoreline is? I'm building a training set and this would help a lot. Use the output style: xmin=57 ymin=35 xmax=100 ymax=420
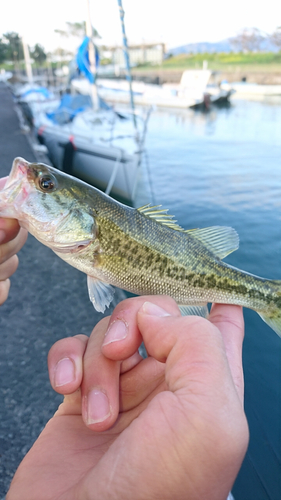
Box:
xmin=131 ymin=68 xmax=281 ymax=85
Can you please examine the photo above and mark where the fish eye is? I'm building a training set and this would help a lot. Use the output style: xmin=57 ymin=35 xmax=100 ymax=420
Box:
xmin=38 ymin=174 xmax=57 ymax=192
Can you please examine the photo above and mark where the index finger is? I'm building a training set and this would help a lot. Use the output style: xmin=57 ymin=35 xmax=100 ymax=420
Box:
xmin=209 ymin=304 xmax=245 ymax=404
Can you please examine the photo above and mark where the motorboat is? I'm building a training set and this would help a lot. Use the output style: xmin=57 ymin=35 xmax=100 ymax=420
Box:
xmin=221 ymin=80 xmax=281 ymax=99
xmin=71 ymin=69 xmax=235 ymax=109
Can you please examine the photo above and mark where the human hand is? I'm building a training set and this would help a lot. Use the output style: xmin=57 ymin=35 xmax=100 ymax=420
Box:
xmin=8 ymin=297 xmax=249 ymax=500
xmin=0 ymin=177 xmax=28 ymax=304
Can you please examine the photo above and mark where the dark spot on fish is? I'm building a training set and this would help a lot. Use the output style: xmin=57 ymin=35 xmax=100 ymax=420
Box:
xmin=193 ymin=276 xmax=206 ymax=288
xmin=134 ymin=256 xmax=142 ymax=266
xmin=217 ymin=278 xmax=234 ymax=293
xmin=111 ymin=238 xmax=121 ymax=252
xmin=274 ymin=295 xmax=281 ymax=308
xmin=123 ymin=242 xmax=132 ymax=251
xmin=145 ymin=254 xmax=154 ymax=269
xmin=234 ymin=284 xmax=248 ymax=295
xmin=158 ymin=257 xmax=168 ymax=276
xmin=206 ymin=274 xmax=217 ymax=289
xmin=186 ymin=273 xmax=195 ymax=283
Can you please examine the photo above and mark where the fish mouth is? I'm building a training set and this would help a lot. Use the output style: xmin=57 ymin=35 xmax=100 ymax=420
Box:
xmin=4 ymin=157 xmax=30 ymax=188
xmin=0 ymin=158 xmax=31 ymax=218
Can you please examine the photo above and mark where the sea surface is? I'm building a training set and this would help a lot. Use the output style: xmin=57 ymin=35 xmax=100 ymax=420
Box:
xmin=136 ymin=97 xmax=281 ymax=499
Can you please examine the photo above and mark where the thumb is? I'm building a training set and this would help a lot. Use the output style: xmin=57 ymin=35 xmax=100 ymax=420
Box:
xmin=137 ymin=301 xmax=231 ymax=395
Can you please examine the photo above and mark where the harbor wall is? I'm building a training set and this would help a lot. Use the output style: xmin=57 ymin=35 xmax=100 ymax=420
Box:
xmin=131 ymin=69 xmax=281 ymax=85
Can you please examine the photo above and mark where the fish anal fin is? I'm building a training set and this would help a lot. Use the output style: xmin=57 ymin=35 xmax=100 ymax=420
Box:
xmin=185 ymin=226 xmax=239 ymax=259
xmin=179 ymin=304 xmax=209 ymax=318
xmin=87 ymin=276 xmax=115 ymax=313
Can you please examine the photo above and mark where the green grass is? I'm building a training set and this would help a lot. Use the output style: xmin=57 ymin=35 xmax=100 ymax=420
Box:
xmin=135 ymin=52 xmax=281 ymax=72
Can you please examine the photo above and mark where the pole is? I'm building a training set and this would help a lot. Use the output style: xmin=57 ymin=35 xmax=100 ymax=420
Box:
xmin=86 ymin=0 xmax=99 ymax=111
xmin=117 ymin=0 xmax=137 ymax=131
xmin=22 ymin=37 xmax=33 ymax=84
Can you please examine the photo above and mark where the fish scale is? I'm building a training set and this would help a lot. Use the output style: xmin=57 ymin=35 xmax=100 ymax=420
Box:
xmin=97 ymin=216 xmax=276 ymax=312
xmin=0 ymin=157 xmax=281 ymax=337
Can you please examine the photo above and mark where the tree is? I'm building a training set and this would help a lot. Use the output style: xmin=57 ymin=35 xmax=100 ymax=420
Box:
xmin=30 ymin=43 xmax=47 ymax=65
xmin=54 ymin=21 xmax=100 ymax=40
xmin=230 ymin=27 xmax=265 ymax=52
xmin=2 ymin=32 xmax=24 ymax=61
xmin=0 ymin=38 xmax=8 ymax=64
xmin=270 ymin=27 xmax=281 ymax=51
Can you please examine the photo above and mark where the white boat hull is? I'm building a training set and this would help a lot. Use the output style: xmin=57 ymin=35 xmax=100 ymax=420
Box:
xmin=37 ymin=125 xmax=141 ymax=203
xmin=221 ymin=82 xmax=281 ymax=98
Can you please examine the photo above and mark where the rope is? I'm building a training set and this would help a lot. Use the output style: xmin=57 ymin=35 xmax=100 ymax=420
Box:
xmin=117 ymin=0 xmax=138 ymax=133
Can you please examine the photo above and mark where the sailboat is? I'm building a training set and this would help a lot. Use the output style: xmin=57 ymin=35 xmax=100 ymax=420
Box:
xmin=34 ymin=0 xmax=150 ymax=204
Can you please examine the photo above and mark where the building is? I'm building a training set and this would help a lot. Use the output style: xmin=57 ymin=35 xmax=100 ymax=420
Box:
xmin=100 ymin=42 xmax=165 ymax=67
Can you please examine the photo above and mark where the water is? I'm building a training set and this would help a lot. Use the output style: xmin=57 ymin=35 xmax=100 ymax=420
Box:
xmin=137 ymin=98 xmax=281 ymax=499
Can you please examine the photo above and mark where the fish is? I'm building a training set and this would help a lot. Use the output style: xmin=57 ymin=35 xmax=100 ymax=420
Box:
xmin=0 ymin=157 xmax=281 ymax=337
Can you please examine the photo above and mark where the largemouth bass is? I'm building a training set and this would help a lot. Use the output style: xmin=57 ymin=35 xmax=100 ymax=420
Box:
xmin=1 ymin=157 xmax=281 ymax=336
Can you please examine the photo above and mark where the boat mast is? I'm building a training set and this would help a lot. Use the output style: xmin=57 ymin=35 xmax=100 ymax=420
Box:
xmin=86 ymin=0 xmax=99 ymax=111
xmin=117 ymin=0 xmax=138 ymax=131
xmin=22 ymin=37 xmax=33 ymax=84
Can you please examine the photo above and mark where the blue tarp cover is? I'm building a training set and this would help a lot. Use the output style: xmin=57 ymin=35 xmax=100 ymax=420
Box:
xmin=76 ymin=36 xmax=99 ymax=84
xmin=46 ymin=94 xmax=93 ymax=124
xmin=21 ymin=87 xmax=52 ymax=99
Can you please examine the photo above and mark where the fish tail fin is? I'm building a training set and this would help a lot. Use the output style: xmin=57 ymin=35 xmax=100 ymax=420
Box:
xmin=258 ymin=280 xmax=281 ymax=337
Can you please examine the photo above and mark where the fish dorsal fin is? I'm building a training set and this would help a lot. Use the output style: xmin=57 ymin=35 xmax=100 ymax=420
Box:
xmin=186 ymin=226 xmax=239 ymax=259
xmin=137 ymin=204 xmax=184 ymax=231
xmin=87 ymin=276 xmax=115 ymax=313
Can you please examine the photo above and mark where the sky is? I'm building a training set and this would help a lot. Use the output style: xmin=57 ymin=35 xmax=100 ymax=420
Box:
xmin=1 ymin=0 xmax=281 ymax=53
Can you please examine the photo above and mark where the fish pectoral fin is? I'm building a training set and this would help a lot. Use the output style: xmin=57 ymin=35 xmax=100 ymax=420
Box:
xmin=185 ymin=226 xmax=239 ymax=259
xmin=87 ymin=276 xmax=115 ymax=313
xmin=179 ymin=304 xmax=209 ymax=318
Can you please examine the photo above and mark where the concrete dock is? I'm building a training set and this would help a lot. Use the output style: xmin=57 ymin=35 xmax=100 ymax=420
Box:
xmin=0 ymin=83 xmax=124 ymax=496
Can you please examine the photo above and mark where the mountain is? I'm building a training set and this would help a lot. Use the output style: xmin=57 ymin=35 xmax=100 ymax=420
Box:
xmin=167 ymin=38 xmax=278 ymax=55
xmin=168 ymin=40 xmax=232 ymax=55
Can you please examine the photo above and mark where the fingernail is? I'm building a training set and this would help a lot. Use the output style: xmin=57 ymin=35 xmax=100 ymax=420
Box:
xmin=102 ymin=319 xmax=128 ymax=346
xmin=87 ymin=389 xmax=111 ymax=424
xmin=140 ymin=301 xmax=171 ymax=317
xmin=54 ymin=358 xmax=75 ymax=387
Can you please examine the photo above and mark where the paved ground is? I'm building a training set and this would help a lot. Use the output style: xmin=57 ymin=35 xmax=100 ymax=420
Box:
xmin=0 ymin=83 xmax=125 ymax=496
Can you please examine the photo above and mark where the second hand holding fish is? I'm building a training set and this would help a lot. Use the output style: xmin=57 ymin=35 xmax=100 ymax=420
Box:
xmin=0 ymin=157 xmax=280 ymax=337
